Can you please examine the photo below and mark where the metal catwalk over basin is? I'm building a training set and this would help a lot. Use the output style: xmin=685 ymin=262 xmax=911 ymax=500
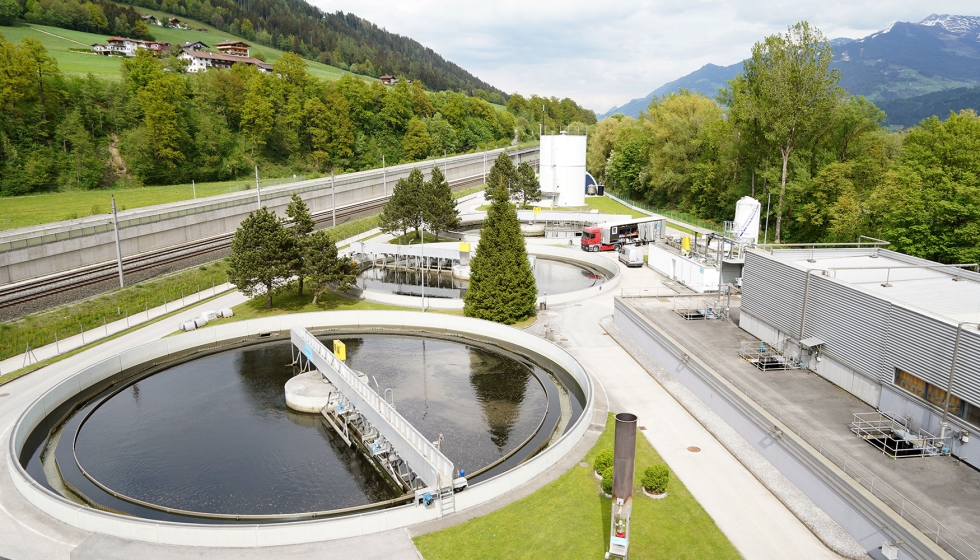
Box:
xmin=290 ymin=327 xmax=456 ymax=489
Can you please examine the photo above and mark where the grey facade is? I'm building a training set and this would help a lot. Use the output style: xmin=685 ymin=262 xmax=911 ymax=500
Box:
xmin=740 ymin=248 xmax=980 ymax=468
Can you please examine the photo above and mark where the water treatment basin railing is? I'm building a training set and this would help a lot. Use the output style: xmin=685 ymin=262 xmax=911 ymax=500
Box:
xmin=291 ymin=327 xmax=455 ymax=488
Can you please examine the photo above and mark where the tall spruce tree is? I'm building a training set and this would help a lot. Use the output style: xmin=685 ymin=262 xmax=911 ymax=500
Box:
xmin=464 ymin=182 xmax=537 ymax=324
xmin=426 ymin=166 xmax=459 ymax=241
xmin=228 ymin=207 xmax=295 ymax=308
xmin=285 ymin=193 xmax=315 ymax=296
xmin=485 ymin=152 xmax=516 ymax=201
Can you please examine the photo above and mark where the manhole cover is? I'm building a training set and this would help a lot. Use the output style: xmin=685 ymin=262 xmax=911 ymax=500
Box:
xmin=687 ymin=446 xmax=701 ymax=453
xmin=0 ymin=393 xmax=9 ymax=398
xmin=579 ymin=462 xmax=589 ymax=468
xmin=639 ymin=426 xmax=647 ymax=431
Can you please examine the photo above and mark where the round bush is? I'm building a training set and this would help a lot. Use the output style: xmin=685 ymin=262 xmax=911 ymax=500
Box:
xmin=642 ymin=464 xmax=670 ymax=494
xmin=601 ymin=466 xmax=614 ymax=495
xmin=593 ymin=449 xmax=614 ymax=475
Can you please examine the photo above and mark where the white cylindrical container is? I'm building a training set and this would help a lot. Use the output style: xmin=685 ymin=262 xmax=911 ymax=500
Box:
xmin=202 ymin=310 xmax=218 ymax=321
xmin=193 ymin=317 xmax=208 ymax=328
xmin=733 ymin=196 xmax=762 ymax=245
xmin=218 ymin=308 xmax=234 ymax=318
xmin=180 ymin=321 xmax=197 ymax=332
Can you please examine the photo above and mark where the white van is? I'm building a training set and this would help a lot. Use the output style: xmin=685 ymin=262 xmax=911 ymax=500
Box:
xmin=619 ymin=245 xmax=644 ymax=268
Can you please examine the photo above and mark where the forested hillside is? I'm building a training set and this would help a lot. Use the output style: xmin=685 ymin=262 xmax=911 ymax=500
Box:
xmin=2 ymin=0 xmax=506 ymax=96
xmin=590 ymin=22 xmax=980 ymax=265
xmin=0 ymin=31 xmax=594 ymax=195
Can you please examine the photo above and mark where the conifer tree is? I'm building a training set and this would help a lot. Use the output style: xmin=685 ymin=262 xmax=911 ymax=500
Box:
xmin=285 ymin=193 xmax=315 ymax=296
xmin=228 ymin=207 xmax=295 ymax=308
xmin=305 ymin=229 xmax=358 ymax=304
xmin=379 ymin=167 xmax=424 ymax=242
xmin=426 ymin=166 xmax=459 ymax=241
xmin=485 ymin=152 xmax=515 ymax=200
xmin=513 ymin=161 xmax=541 ymax=208
xmin=464 ymin=182 xmax=537 ymax=324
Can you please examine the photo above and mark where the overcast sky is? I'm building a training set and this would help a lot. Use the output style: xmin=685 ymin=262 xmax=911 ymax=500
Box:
xmin=310 ymin=1 xmax=978 ymax=114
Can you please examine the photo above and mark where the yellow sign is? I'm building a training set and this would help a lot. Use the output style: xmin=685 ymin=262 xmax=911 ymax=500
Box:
xmin=333 ymin=340 xmax=346 ymax=361
xmin=533 ymin=206 xmax=541 ymax=214
xmin=459 ymin=242 xmax=471 ymax=252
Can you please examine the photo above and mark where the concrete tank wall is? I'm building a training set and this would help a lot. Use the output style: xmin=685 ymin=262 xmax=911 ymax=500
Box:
xmin=0 ymin=148 xmax=539 ymax=285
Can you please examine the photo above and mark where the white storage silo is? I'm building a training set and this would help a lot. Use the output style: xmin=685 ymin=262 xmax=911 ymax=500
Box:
xmin=539 ymin=133 xmax=586 ymax=207
xmin=732 ymin=196 xmax=761 ymax=245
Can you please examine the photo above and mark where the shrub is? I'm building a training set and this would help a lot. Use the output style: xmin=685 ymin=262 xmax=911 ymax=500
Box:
xmin=593 ymin=449 xmax=614 ymax=475
xmin=643 ymin=465 xmax=670 ymax=494
xmin=601 ymin=466 xmax=614 ymax=495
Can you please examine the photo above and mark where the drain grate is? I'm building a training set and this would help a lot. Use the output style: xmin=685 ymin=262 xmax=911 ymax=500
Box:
xmin=687 ymin=446 xmax=701 ymax=453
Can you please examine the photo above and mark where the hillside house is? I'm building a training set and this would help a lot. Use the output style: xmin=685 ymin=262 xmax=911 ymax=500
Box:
xmin=179 ymin=49 xmax=271 ymax=73
xmin=141 ymin=14 xmax=162 ymax=26
xmin=92 ymin=37 xmax=171 ymax=56
xmin=168 ymin=18 xmax=189 ymax=29
xmin=181 ymin=41 xmax=209 ymax=51
xmin=215 ymin=40 xmax=250 ymax=57
xmin=379 ymin=75 xmax=398 ymax=85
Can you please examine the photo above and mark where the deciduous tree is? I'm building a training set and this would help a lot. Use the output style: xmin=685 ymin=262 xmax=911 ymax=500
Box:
xmin=228 ymin=207 xmax=295 ymax=308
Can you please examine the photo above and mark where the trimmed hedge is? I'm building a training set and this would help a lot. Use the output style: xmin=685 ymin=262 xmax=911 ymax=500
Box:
xmin=593 ymin=449 xmax=614 ymax=475
xmin=643 ymin=465 xmax=670 ymax=494
xmin=601 ymin=466 xmax=614 ymax=495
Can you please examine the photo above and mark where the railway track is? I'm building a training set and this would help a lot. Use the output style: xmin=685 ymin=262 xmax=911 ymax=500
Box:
xmin=0 ymin=174 xmax=483 ymax=314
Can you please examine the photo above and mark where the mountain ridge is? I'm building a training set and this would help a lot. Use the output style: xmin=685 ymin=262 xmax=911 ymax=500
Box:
xmin=600 ymin=14 xmax=980 ymax=123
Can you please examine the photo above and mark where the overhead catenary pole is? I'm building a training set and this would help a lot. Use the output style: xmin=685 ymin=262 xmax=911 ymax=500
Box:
xmin=254 ymin=165 xmax=261 ymax=208
xmin=419 ymin=211 xmax=425 ymax=312
xmin=382 ymin=153 xmax=386 ymax=197
xmin=111 ymin=196 xmax=124 ymax=288
xmin=192 ymin=179 xmax=196 ymax=199
xmin=331 ymin=169 xmax=337 ymax=227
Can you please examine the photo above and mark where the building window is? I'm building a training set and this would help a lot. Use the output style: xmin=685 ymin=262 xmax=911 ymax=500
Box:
xmin=895 ymin=368 xmax=970 ymax=425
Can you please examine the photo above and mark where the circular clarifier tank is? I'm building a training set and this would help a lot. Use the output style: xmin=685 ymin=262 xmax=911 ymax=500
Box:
xmin=356 ymin=258 xmax=605 ymax=299
xmin=30 ymin=333 xmax=578 ymax=522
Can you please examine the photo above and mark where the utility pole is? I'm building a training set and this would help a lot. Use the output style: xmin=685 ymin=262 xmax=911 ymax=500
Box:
xmin=382 ymin=154 xmax=387 ymax=197
xmin=111 ymin=196 xmax=124 ymax=288
xmin=419 ymin=211 xmax=425 ymax=312
xmin=331 ymin=169 xmax=337 ymax=228
xmin=254 ymin=165 xmax=261 ymax=208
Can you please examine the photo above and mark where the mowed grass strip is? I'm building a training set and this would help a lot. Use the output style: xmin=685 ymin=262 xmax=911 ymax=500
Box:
xmin=0 ymin=260 xmax=232 ymax=361
xmin=413 ymin=413 xmax=740 ymax=560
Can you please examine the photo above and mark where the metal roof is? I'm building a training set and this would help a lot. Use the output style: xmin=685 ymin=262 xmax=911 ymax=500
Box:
xmin=759 ymin=248 xmax=980 ymax=325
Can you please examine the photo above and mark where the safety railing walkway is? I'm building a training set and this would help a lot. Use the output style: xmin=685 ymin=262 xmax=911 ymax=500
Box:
xmin=291 ymin=327 xmax=455 ymax=488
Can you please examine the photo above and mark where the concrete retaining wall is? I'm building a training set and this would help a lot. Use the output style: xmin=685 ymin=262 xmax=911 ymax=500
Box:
xmin=8 ymin=310 xmax=592 ymax=547
xmin=0 ymin=148 xmax=540 ymax=285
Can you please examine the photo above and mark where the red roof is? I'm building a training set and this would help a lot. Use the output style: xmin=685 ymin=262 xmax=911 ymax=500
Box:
xmin=215 ymin=40 xmax=250 ymax=47
xmin=182 ymin=50 xmax=269 ymax=68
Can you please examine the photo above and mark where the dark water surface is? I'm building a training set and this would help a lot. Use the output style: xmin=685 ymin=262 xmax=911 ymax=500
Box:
xmin=71 ymin=335 xmax=549 ymax=516
xmin=357 ymin=258 xmax=604 ymax=299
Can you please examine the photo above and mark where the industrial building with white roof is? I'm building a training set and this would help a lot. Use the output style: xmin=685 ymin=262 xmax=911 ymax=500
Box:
xmin=740 ymin=245 xmax=980 ymax=467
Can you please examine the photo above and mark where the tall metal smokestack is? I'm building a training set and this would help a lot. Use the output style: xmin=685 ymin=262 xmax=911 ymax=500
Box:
xmin=608 ymin=412 xmax=637 ymax=559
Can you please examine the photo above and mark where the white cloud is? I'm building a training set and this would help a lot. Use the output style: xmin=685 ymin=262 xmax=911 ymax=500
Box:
xmin=308 ymin=0 xmax=979 ymax=113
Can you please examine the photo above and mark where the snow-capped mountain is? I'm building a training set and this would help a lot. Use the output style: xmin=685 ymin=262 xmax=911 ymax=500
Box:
xmin=917 ymin=13 xmax=980 ymax=35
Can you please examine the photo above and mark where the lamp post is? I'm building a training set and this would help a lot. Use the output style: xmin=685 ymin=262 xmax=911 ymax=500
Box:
xmin=419 ymin=211 xmax=425 ymax=312
xmin=940 ymin=321 xmax=980 ymax=440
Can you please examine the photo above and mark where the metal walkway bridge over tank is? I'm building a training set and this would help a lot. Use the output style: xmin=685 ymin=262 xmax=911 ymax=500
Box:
xmin=290 ymin=327 xmax=459 ymax=500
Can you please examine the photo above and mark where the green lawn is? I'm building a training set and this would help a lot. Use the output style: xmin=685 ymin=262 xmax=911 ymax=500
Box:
xmin=414 ymin=413 xmax=740 ymax=560
xmin=0 ymin=20 xmax=369 ymax=82
xmin=0 ymin=260 xmax=233 ymax=362
xmin=0 ymin=175 xmax=324 ymax=230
